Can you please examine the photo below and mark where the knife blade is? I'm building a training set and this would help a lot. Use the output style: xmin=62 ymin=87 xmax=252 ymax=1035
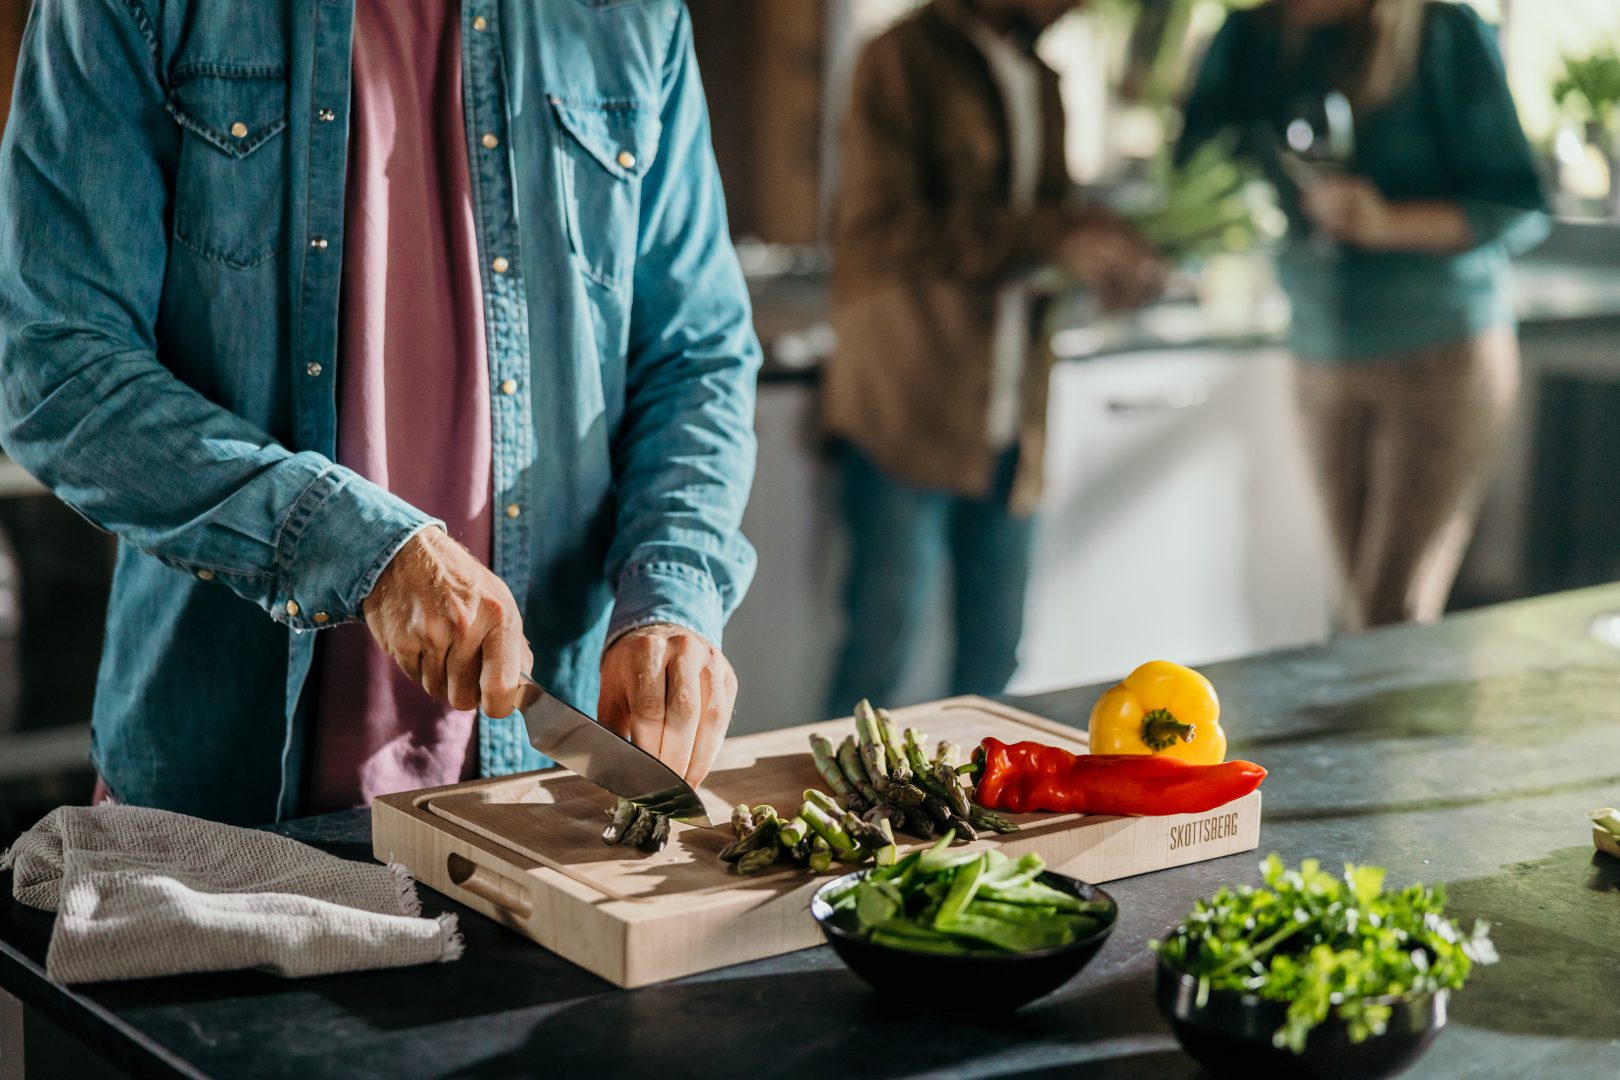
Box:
xmin=516 ymin=675 xmax=718 ymax=827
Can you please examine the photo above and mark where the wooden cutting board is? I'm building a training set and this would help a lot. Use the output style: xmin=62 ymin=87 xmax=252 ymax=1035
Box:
xmin=373 ymin=696 xmax=1262 ymax=988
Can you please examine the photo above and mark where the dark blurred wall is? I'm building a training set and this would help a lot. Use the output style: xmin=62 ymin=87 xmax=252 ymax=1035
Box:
xmin=689 ymin=0 xmax=826 ymax=244
xmin=1 ymin=1 xmax=22 ymax=139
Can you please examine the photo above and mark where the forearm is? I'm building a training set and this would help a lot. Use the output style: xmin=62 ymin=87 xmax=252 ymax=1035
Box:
xmin=1364 ymin=199 xmax=1474 ymax=254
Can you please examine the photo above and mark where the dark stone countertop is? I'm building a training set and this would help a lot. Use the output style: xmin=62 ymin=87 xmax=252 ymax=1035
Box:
xmin=7 ymin=586 xmax=1620 ymax=1078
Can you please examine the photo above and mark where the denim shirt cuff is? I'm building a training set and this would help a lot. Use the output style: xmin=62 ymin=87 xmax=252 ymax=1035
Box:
xmin=272 ymin=464 xmax=441 ymax=629
xmin=607 ymin=561 xmax=726 ymax=649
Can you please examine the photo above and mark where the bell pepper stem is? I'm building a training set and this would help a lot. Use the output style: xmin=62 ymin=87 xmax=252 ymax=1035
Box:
xmin=1142 ymin=708 xmax=1196 ymax=751
xmin=955 ymin=761 xmax=982 ymax=778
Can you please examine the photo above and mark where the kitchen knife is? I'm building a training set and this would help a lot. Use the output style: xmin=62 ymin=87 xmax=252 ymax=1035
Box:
xmin=516 ymin=675 xmax=718 ymax=827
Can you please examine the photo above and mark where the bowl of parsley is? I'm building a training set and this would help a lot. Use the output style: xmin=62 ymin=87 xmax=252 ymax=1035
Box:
xmin=1151 ymin=856 xmax=1497 ymax=1080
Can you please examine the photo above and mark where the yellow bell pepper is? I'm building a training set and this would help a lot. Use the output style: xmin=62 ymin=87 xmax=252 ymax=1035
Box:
xmin=1088 ymin=660 xmax=1225 ymax=764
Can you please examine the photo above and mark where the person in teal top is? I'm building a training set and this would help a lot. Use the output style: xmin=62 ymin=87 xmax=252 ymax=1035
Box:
xmin=1179 ymin=0 xmax=1549 ymax=630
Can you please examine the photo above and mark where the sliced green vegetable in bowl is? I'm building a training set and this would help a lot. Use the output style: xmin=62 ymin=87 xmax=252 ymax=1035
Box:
xmin=810 ymin=834 xmax=1118 ymax=1012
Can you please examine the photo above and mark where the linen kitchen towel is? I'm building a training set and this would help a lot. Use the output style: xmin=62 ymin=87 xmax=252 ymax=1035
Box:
xmin=1 ymin=805 xmax=462 ymax=984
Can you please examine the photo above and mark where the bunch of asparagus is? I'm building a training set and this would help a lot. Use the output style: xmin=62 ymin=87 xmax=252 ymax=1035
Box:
xmin=601 ymin=798 xmax=671 ymax=853
xmin=720 ymin=790 xmax=900 ymax=876
xmin=809 ymin=700 xmax=1018 ymax=846
xmin=1126 ymin=133 xmax=1277 ymax=262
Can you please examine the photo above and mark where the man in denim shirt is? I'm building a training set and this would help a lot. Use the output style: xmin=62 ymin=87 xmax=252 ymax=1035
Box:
xmin=0 ymin=1 xmax=759 ymax=824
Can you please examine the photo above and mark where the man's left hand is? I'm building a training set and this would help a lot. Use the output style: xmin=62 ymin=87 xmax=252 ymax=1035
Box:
xmin=598 ymin=624 xmax=737 ymax=786
xmin=1300 ymin=175 xmax=1392 ymax=249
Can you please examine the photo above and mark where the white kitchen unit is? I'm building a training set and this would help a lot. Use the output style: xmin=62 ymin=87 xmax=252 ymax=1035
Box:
xmin=723 ymin=348 xmax=1336 ymax=734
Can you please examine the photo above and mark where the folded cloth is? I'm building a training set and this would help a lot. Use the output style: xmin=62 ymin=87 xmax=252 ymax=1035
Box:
xmin=1 ymin=805 xmax=461 ymax=984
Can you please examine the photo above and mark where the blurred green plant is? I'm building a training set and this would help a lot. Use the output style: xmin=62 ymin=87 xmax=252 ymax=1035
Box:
xmin=1553 ymin=47 xmax=1620 ymax=134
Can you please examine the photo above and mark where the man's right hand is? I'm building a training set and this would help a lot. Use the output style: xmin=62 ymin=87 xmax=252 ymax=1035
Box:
xmin=1057 ymin=210 xmax=1168 ymax=312
xmin=361 ymin=526 xmax=532 ymax=719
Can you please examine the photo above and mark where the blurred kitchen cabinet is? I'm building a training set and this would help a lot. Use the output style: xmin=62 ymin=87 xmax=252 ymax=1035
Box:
xmin=724 ymin=349 xmax=1334 ymax=732
xmin=689 ymin=0 xmax=826 ymax=244
xmin=1015 ymin=349 xmax=1334 ymax=694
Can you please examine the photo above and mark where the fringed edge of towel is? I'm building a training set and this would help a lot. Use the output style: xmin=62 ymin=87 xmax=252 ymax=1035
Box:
xmin=386 ymin=861 xmax=423 ymax=917
xmin=0 ymin=844 xmax=13 ymax=871
xmin=437 ymin=912 xmax=465 ymax=962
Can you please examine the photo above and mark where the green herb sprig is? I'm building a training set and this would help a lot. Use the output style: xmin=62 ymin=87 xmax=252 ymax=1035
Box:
xmin=1152 ymin=855 xmax=1497 ymax=1053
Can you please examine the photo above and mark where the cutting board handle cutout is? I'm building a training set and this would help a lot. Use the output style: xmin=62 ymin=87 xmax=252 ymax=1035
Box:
xmin=446 ymin=853 xmax=534 ymax=919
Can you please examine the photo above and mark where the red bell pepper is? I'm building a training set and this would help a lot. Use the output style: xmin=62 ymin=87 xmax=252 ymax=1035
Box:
xmin=973 ymin=737 xmax=1265 ymax=816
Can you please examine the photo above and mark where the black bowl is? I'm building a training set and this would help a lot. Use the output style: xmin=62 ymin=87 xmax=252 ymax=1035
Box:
xmin=810 ymin=869 xmax=1117 ymax=1013
xmin=1155 ymin=959 xmax=1448 ymax=1080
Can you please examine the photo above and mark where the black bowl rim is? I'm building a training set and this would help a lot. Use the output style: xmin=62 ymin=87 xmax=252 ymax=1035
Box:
xmin=1154 ymin=955 xmax=1445 ymax=1010
xmin=811 ymin=866 xmax=1118 ymax=962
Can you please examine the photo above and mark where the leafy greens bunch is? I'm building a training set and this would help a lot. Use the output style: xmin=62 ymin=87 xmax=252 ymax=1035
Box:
xmin=1152 ymin=855 xmax=1497 ymax=1053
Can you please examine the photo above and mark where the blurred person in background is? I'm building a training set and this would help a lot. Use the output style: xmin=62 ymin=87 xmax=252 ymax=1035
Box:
xmin=824 ymin=0 xmax=1164 ymax=713
xmin=1179 ymin=0 xmax=1549 ymax=630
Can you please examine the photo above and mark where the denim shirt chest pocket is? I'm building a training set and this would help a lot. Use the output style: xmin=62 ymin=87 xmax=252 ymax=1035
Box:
xmin=166 ymin=67 xmax=289 ymax=270
xmin=549 ymin=96 xmax=661 ymax=292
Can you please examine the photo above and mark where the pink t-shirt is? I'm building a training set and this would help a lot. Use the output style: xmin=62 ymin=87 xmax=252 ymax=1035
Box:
xmin=304 ymin=0 xmax=493 ymax=813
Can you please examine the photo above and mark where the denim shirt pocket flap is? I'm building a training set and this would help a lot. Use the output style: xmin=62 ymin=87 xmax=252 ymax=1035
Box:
xmin=167 ymin=70 xmax=289 ymax=159
xmin=547 ymin=97 xmax=661 ymax=182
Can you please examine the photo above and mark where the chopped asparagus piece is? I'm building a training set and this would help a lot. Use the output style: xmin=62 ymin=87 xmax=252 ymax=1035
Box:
xmin=808 ymin=835 xmax=833 ymax=873
xmin=640 ymin=813 xmax=671 ymax=853
xmin=801 ymin=801 xmax=862 ymax=860
xmin=737 ymin=845 xmax=781 ymax=875
xmin=731 ymin=803 xmax=755 ymax=839
xmin=621 ymin=806 xmax=658 ymax=848
xmin=778 ymin=815 xmax=809 ymax=848
xmin=602 ymin=798 xmax=638 ymax=844
xmin=886 ymin=781 xmax=928 ymax=809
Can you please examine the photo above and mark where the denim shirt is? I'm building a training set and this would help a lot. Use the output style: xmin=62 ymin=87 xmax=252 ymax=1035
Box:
xmin=0 ymin=0 xmax=760 ymax=825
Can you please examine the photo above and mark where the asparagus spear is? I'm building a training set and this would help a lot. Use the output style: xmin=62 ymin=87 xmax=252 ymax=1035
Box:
xmin=802 ymin=801 xmax=862 ymax=860
xmin=886 ymin=780 xmax=928 ymax=809
xmin=603 ymin=798 xmax=638 ymax=844
xmin=804 ymin=789 xmax=843 ymax=820
xmin=947 ymin=814 xmax=979 ymax=842
xmin=969 ymin=806 xmax=1021 ymax=834
xmin=842 ymin=810 xmax=893 ymax=853
xmin=838 ymin=734 xmax=882 ymax=805
xmin=923 ymin=795 xmax=954 ymax=824
xmin=808 ymin=835 xmax=833 ymax=873
xmin=809 ymin=733 xmax=861 ymax=808
xmin=936 ymin=741 xmax=962 ymax=769
xmin=934 ymin=762 xmax=973 ymax=819
xmin=875 ymin=707 xmax=907 ymax=774
xmin=853 ymin=699 xmax=890 ymax=793
xmin=731 ymin=803 xmax=755 ymax=839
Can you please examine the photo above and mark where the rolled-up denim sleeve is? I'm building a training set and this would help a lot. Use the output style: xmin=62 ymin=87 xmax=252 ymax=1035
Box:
xmin=0 ymin=0 xmax=437 ymax=628
xmin=607 ymin=4 xmax=760 ymax=649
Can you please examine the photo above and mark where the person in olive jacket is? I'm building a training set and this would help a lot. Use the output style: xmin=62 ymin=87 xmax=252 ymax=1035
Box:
xmin=824 ymin=0 xmax=1163 ymax=713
